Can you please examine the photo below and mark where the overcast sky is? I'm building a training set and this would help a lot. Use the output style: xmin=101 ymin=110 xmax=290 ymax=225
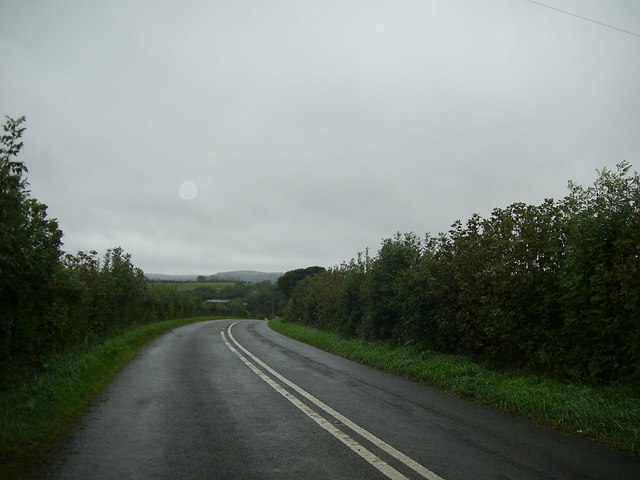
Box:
xmin=2 ymin=0 xmax=639 ymax=274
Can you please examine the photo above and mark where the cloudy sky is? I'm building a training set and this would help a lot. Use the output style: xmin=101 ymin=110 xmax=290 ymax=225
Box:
xmin=2 ymin=0 xmax=639 ymax=274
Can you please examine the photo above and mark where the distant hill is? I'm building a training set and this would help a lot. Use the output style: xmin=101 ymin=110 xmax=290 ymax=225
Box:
xmin=146 ymin=271 xmax=283 ymax=283
xmin=204 ymin=270 xmax=283 ymax=283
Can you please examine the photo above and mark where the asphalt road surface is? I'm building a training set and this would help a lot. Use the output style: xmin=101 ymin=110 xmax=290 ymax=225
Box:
xmin=45 ymin=319 xmax=639 ymax=479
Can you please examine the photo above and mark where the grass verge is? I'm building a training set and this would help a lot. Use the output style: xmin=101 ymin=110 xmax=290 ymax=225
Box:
xmin=269 ymin=318 xmax=640 ymax=456
xmin=0 ymin=316 xmax=228 ymax=479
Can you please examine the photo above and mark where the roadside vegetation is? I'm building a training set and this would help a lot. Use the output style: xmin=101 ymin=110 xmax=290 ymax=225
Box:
xmin=269 ymin=318 xmax=640 ymax=455
xmin=275 ymin=162 xmax=639 ymax=455
xmin=281 ymin=162 xmax=639 ymax=385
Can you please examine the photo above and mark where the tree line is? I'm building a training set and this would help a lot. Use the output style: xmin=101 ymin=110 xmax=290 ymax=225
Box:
xmin=284 ymin=162 xmax=640 ymax=384
xmin=0 ymin=117 xmax=204 ymax=366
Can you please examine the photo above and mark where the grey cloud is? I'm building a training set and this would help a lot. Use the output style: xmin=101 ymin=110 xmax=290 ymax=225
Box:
xmin=2 ymin=0 xmax=639 ymax=274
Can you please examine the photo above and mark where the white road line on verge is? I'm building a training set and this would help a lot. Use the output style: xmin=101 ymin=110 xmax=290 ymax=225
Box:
xmin=226 ymin=321 xmax=446 ymax=480
xmin=221 ymin=330 xmax=410 ymax=480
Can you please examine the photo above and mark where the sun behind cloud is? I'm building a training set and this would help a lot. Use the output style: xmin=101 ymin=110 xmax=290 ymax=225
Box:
xmin=178 ymin=180 xmax=198 ymax=200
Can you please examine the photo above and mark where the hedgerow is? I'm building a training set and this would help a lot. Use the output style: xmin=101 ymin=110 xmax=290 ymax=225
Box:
xmin=285 ymin=162 xmax=640 ymax=383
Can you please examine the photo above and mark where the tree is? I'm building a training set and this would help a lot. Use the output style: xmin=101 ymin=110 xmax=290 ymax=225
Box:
xmin=557 ymin=162 xmax=640 ymax=380
xmin=0 ymin=116 xmax=63 ymax=358
xmin=276 ymin=266 xmax=325 ymax=298
xmin=246 ymin=282 xmax=277 ymax=318
xmin=360 ymin=232 xmax=423 ymax=340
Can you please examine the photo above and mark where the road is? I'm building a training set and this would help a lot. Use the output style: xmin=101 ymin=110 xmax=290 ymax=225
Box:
xmin=45 ymin=319 xmax=639 ymax=479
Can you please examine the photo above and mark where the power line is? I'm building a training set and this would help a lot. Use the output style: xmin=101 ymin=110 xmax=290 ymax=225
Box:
xmin=524 ymin=0 xmax=640 ymax=38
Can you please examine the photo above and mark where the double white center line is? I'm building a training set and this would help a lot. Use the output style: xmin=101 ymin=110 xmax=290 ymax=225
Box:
xmin=221 ymin=321 xmax=445 ymax=480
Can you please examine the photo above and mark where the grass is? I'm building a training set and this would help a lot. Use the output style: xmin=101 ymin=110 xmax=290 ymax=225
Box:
xmin=0 ymin=316 xmax=228 ymax=479
xmin=268 ymin=318 xmax=640 ymax=456
xmin=159 ymin=281 xmax=236 ymax=292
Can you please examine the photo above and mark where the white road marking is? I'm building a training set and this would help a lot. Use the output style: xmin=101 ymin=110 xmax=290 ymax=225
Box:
xmin=224 ymin=321 xmax=446 ymax=480
xmin=221 ymin=329 xmax=410 ymax=480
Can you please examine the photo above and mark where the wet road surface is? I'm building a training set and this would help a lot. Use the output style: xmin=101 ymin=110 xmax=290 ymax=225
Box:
xmin=45 ymin=319 xmax=640 ymax=479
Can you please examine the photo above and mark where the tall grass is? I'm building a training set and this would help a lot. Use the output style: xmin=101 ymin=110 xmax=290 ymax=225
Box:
xmin=269 ymin=318 xmax=640 ymax=455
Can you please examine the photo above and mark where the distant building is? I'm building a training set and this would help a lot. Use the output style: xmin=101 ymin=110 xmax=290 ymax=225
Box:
xmin=205 ymin=299 xmax=230 ymax=304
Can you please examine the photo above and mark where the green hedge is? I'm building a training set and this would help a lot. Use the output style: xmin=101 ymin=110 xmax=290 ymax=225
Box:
xmin=285 ymin=162 xmax=640 ymax=383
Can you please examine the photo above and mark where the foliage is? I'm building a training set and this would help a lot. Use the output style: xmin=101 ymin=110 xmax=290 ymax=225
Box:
xmin=284 ymin=162 xmax=640 ymax=384
xmin=1 ymin=116 xmax=64 ymax=359
xmin=556 ymin=163 xmax=640 ymax=379
xmin=284 ymin=269 xmax=342 ymax=329
xmin=276 ymin=266 xmax=326 ymax=298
